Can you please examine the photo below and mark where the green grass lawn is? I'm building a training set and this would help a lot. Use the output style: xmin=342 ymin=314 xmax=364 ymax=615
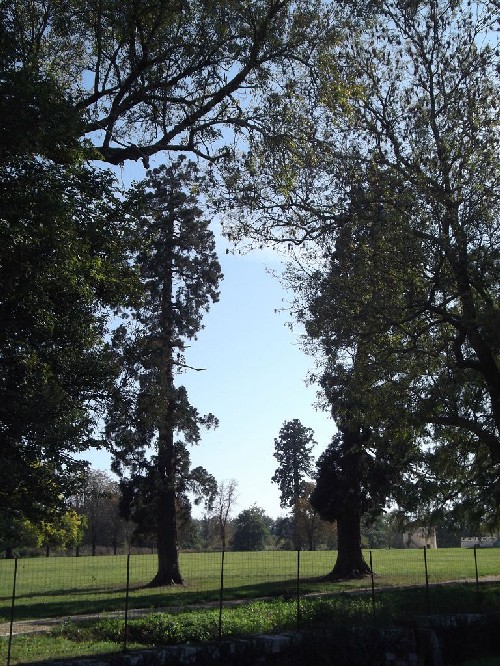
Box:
xmin=2 ymin=580 xmax=500 ymax=665
xmin=0 ymin=548 xmax=498 ymax=623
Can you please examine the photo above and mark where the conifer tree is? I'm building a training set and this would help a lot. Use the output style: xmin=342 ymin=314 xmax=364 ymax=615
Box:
xmin=107 ymin=158 xmax=221 ymax=585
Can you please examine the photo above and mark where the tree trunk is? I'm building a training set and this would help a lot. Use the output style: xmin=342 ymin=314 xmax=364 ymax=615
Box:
xmin=149 ymin=378 xmax=183 ymax=586
xmin=5 ymin=546 xmax=14 ymax=559
xmin=149 ymin=485 xmax=183 ymax=586
xmin=327 ymin=510 xmax=371 ymax=580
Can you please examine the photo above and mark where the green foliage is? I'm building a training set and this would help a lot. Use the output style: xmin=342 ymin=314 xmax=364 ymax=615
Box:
xmin=0 ymin=69 xmax=84 ymax=164
xmin=0 ymin=515 xmax=40 ymax=555
xmin=232 ymin=506 xmax=273 ymax=551
xmin=0 ymin=60 xmax=136 ymax=530
xmin=106 ymin=159 xmax=221 ymax=583
xmin=38 ymin=511 xmax=87 ymax=553
xmin=279 ymin=0 xmax=500 ymax=527
xmin=4 ymin=583 xmax=500 ymax=664
xmin=53 ymin=582 xmax=500 ymax=647
xmin=272 ymin=419 xmax=316 ymax=509
xmin=1 ymin=0 xmax=336 ymax=165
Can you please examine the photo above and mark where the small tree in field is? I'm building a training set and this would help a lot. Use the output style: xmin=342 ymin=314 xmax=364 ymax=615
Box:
xmin=232 ymin=506 xmax=272 ymax=552
xmin=107 ymin=158 xmax=221 ymax=586
xmin=212 ymin=479 xmax=238 ymax=550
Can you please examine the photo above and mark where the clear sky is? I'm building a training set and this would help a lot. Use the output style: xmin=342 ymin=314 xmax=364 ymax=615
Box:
xmin=179 ymin=245 xmax=335 ymax=519
xmin=83 ymin=162 xmax=336 ymax=521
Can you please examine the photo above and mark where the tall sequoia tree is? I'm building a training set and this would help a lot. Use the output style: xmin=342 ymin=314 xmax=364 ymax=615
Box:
xmin=106 ymin=159 xmax=221 ymax=585
xmin=272 ymin=419 xmax=316 ymax=548
xmin=272 ymin=419 xmax=316 ymax=509
xmin=284 ymin=179 xmax=426 ymax=577
xmin=312 ymin=430 xmax=372 ymax=578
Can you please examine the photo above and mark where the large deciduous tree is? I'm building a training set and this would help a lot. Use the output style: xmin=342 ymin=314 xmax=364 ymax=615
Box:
xmin=227 ymin=0 xmax=500 ymax=515
xmin=70 ymin=469 xmax=128 ymax=556
xmin=337 ymin=0 xmax=500 ymax=470
xmin=0 ymin=65 xmax=135 ymax=529
xmin=2 ymin=0 xmax=337 ymax=165
xmin=106 ymin=159 xmax=220 ymax=586
xmin=232 ymin=505 xmax=273 ymax=551
xmin=309 ymin=0 xmax=500 ymax=517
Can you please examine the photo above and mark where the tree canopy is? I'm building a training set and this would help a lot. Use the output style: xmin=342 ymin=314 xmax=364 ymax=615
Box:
xmin=2 ymin=0 xmax=339 ymax=165
xmin=234 ymin=0 xmax=500 ymax=519
xmin=0 ymin=65 xmax=135 ymax=526
xmin=232 ymin=505 xmax=272 ymax=551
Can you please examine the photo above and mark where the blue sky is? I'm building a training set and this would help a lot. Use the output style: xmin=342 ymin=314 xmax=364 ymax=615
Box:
xmin=179 ymin=246 xmax=335 ymax=519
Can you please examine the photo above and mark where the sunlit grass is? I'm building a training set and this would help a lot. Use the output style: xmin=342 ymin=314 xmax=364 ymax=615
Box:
xmin=0 ymin=548 xmax=498 ymax=622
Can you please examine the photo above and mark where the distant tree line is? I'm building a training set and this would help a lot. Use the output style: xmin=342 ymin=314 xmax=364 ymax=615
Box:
xmin=2 ymin=465 xmax=489 ymax=558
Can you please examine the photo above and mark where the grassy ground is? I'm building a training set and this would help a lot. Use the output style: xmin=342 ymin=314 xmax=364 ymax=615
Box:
xmin=1 ymin=548 xmax=498 ymax=623
xmin=1 ymin=581 xmax=500 ymax=665
xmin=0 ymin=549 xmax=499 ymax=664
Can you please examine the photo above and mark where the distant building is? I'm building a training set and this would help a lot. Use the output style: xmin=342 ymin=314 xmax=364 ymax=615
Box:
xmin=460 ymin=536 xmax=499 ymax=548
xmin=402 ymin=527 xmax=437 ymax=549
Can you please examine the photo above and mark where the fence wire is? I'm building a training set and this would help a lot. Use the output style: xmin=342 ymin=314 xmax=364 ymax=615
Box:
xmin=1 ymin=546 xmax=499 ymax=664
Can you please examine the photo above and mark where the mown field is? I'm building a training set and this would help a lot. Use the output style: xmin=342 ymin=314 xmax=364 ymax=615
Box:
xmin=1 ymin=547 xmax=499 ymax=623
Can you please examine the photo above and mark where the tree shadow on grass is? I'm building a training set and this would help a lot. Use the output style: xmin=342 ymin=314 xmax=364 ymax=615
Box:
xmin=0 ymin=575 xmax=355 ymax=624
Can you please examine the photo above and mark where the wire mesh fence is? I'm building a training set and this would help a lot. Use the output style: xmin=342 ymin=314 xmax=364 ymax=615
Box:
xmin=1 ymin=547 xmax=499 ymax=663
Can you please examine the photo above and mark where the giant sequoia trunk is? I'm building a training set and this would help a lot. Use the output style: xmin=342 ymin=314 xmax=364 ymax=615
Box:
xmin=148 ymin=244 xmax=184 ymax=586
xmin=312 ymin=425 xmax=374 ymax=580
xmin=327 ymin=508 xmax=371 ymax=580
xmin=150 ymin=487 xmax=183 ymax=586
xmin=148 ymin=384 xmax=185 ymax=585
xmin=149 ymin=424 xmax=184 ymax=586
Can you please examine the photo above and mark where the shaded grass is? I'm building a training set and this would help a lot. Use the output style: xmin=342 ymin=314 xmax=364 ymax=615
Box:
xmin=0 ymin=634 xmax=125 ymax=665
xmin=2 ymin=582 xmax=500 ymax=665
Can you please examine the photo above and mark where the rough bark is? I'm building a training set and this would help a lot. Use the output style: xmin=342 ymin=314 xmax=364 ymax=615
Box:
xmin=148 ymin=213 xmax=183 ymax=587
xmin=149 ymin=484 xmax=183 ymax=586
xmin=326 ymin=509 xmax=371 ymax=580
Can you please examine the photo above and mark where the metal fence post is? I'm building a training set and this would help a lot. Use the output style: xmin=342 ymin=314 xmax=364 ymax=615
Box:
xmin=218 ymin=550 xmax=225 ymax=641
xmin=7 ymin=557 xmax=18 ymax=666
xmin=123 ymin=553 xmax=130 ymax=652
xmin=423 ymin=546 xmax=430 ymax=614
xmin=473 ymin=545 xmax=479 ymax=590
xmin=473 ymin=545 xmax=480 ymax=607
xmin=296 ymin=549 xmax=301 ymax=632
xmin=369 ymin=551 xmax=376 ymax=622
